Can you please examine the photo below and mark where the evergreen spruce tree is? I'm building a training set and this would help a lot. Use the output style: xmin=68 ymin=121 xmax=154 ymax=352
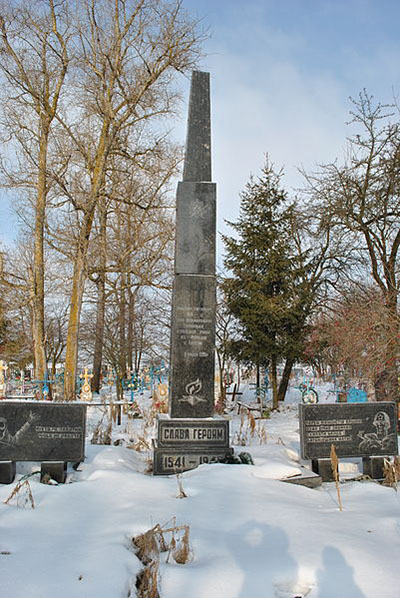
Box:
xmin=222 ymin=158 xmax=311 ymax=408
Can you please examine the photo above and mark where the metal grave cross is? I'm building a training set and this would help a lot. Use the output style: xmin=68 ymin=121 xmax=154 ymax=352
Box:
xmin=80 ymin=367 xmax=93 ymax=401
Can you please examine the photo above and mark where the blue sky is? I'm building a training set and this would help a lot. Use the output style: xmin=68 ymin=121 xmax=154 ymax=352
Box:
xmin=2 ymin=0 xmax=400 ymax=260
xmin=178 ymin=0 xmax=400 ymax=265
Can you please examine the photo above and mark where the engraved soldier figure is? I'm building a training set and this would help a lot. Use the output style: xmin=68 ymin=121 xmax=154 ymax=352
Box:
xmin=358 ymin=411 xmax=396 ymax=451
xmin=0 ymin=411 xmax=39 ymax=447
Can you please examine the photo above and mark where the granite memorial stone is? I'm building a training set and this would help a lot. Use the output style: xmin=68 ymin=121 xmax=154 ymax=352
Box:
xmin=153 ymin=71 xmax=230 ymax=475
xmin=169 ymin=275 xmax=216 ymax=419
xmin=0 ymin=402 xmax=86 ymax=483
xmin=299 ymin=402 xmax=398 ymax=481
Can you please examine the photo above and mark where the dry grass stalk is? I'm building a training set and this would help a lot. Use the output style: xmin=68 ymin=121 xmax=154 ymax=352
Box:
xmin=133 ymin=520 xmax=193 ymax=567
xmin=132 ymin=520 xmax=192 ymax=598
xmin=176 ymin=474 xmax=187 ymax=499
xmin=172 ymin=526 xmax=191 ymax=564
xmin=134 ymin=528 xmax=160 ymax=565
xmin=249 ymin=412 xmax=256 ymax=437
xmin=111 ymin=404 xmax=119 ymax=424
xmin=383 ymin=456 xmax=400 ymax=490
xmin=135 ymin=559 xmax=160 ymax=598
xmin=234 ymin=409 xmax=267 ymax=446
xmin=330 ymin=444 xmax=343 ymax=511
xmin=91 ymin=410 xmax=112 ymax=445
xmin=233 ymin=407 xmax=252 ymax=446
xmin=4 ymin=480 xmax=35 ymax=509
xmin=128 ymin=436 xmax=152 ymax=452
xmin=233 ymin=429 xmax=248 ymax=446
xmin=257 ymin=422 xmax=267 ymax=444
xmin=126 ymin=407 xmax=156 ymax=454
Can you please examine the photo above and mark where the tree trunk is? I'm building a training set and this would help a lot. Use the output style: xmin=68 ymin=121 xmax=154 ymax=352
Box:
xmin=215 ymin=348 xmax=226 ymax=406
xmin=31 ymin=122 xmax=50 ymax=389
xmin=127 ymin=276 xmax=134 ymax=372
xmin=92 ymin=274 xmax=106 ymax=394
xmin=256 ymin=363 xmax=260 ymax=389
xmin=118 ymin=272 xmax=127 ymax=382
xmin=278 ymin=357 xmax=295 ymax=402
xmin=64 ymin=210 xmax=96 ymax=400
xmin=64 ymin=123 xmax=108 ymax=400
xmin=92 ymin=201 xmax=107 ymax=394
xmin=270 ymin=355 xmax=279 ymax=409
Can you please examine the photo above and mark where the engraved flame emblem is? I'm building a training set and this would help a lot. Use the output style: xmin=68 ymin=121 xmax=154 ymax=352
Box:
xmin=180 ymin=378 xmax=206 ymax=406
xmin=186 ymin=378 xmax=202 ymax=396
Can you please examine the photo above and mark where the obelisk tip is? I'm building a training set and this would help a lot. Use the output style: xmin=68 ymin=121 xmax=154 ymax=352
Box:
xmin=182 ymin=71 xmax=211 ymax=182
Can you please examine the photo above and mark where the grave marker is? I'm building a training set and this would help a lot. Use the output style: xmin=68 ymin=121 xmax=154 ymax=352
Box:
xmin=80 ymin=367 xmax=93 ymax=402
xmin=299 ymin=402 xmax=398 ymax=480
xmin=153 ymin=71 xmax=230 ymax=474
xmin=0 ymin=402 xmax=86 ymax=484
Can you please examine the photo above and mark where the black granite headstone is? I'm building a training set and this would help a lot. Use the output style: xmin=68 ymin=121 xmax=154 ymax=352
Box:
xmin=0 ymin=402 xmax=86 ymax=462
xmin=299 ymin=402 xmax=398 ymax=460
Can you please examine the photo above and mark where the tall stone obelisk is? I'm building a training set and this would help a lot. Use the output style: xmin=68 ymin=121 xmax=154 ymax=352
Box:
xmin=153 ymin=71 xmax=230 ymax=475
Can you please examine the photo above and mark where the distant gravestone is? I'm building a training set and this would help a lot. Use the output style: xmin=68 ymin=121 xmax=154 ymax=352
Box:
xmin=0 ymin=402 xmax=86 ymax=484
xmin=299 ymin=402 xmax=398 ymax=481
xmin=153 ymin=71 xmax=231 ymax=474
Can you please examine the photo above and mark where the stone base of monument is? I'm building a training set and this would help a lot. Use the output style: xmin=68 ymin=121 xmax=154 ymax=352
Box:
xmin=153 ymin=415 xmax=230 ymax=475
xmin=311 ymin=459 xmax=335 ymax=482
xmin=362 ymin=456 xmax=385 ymax=480
xmin=281 ymin=470 xmax=322 ymax=489
xmin=153 ymin=443 xmax=231 ymax=475
xmin=0 ymin=460 xmax=16 ymax=484
xmin=312 ymin=456 xmax=387 ymax=482
xmin=40 ymin=461 xmax=67 ymax=484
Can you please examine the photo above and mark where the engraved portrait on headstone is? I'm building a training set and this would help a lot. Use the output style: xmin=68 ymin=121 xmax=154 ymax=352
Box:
xmin=357 ymin=410 xmax=397 ymax=451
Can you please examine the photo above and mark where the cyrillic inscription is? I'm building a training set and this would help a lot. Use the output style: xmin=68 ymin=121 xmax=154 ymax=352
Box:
xmin=176 ymin=306 xmax=213 ymax=358
xmin=157 ymin=419 xmax=229 ymax=447
xmin=299 ymin=403 xmax=398 ymax=459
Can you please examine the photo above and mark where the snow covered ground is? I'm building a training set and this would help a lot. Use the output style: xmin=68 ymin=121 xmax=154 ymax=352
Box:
xmin=0 ymin=385 xmax=399 ymax=598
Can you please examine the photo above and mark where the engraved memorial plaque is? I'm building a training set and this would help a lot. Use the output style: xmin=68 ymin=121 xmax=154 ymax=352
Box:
xmin=169 ymin=275 xmax=216 ymax=418
xmin=153 ymin=446 xmax=229 ymax=475
xmin=157 ymin=417 xmax=229 ymax=447
xmin=0 ymin=402 xmax=86 ymax=462
xmin=299 ymin=402 xmax=398 ymax=460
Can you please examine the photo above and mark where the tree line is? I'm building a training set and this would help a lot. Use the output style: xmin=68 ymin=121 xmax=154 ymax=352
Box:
xmin=221 ymin=91 xmax=400 ymax=408
xmin=0 ymin=3 xmax=398 ymax=408
xmin=0 ymin=0 xmax=205 ymax=398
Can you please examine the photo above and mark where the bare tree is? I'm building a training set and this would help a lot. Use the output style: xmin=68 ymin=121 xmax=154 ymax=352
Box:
xmin=48 ymin=0 xmax=204 ymax=399
xmin=304 ymin=91 xmax=400 ymax=400
xmin=0 ymin=0 xmax=71 ymax=384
